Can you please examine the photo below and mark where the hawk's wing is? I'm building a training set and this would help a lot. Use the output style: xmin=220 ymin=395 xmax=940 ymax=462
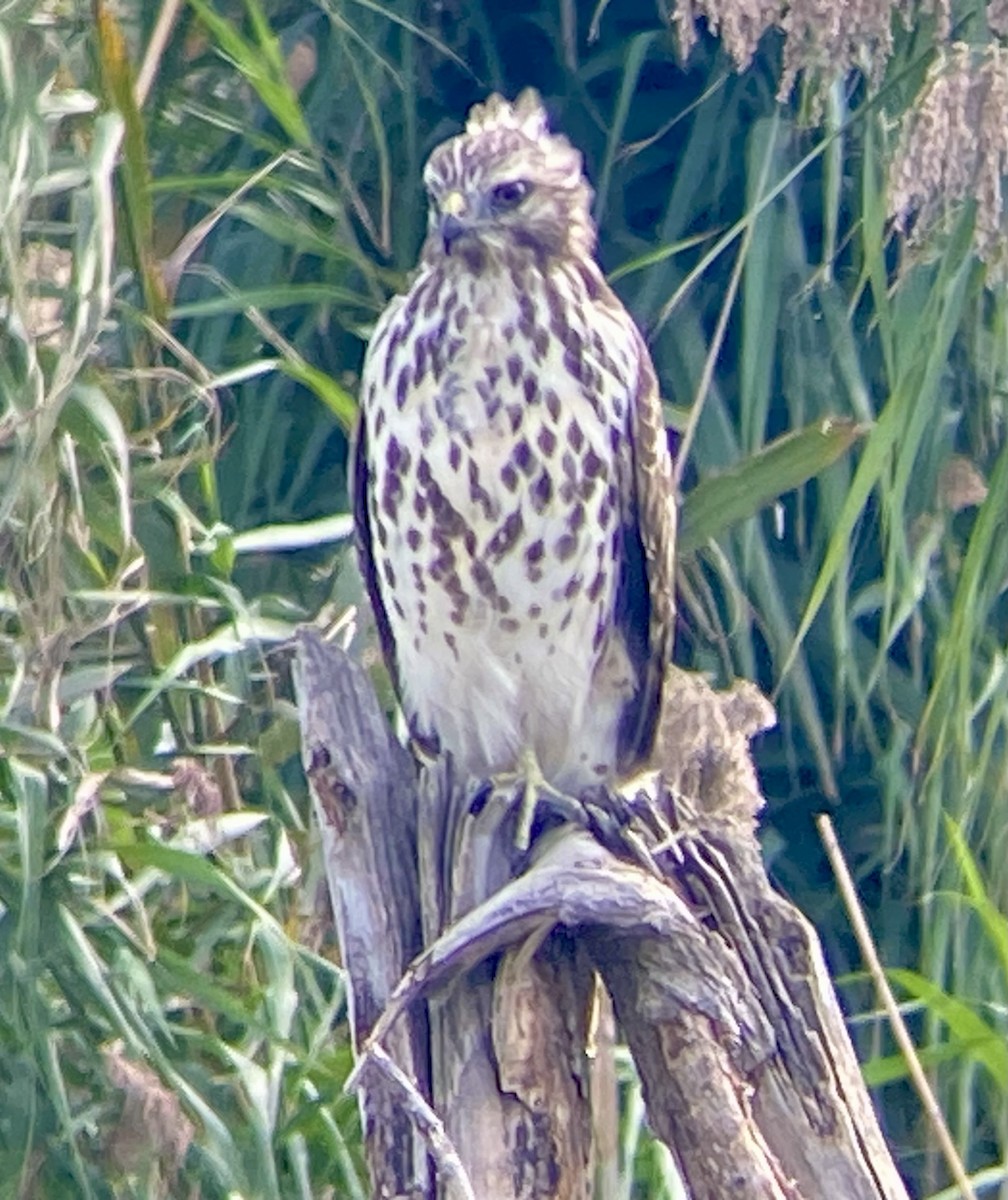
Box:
xmin=615 ymin=327 xmax=677 ymax=773
xmin=350 ymin=411 xmax=402 ymax=701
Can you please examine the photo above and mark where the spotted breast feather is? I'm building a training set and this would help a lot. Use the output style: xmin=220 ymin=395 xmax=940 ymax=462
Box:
xmin=352 ymin=88 xmax=676 ymax=796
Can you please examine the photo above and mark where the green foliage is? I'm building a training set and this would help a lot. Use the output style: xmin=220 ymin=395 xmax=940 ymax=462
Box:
xmin=1 ymin=0 xmax=1007 ymax=1196
xmin=857 ymin=820 xmax=1008 ymax=1190
xmin=0 ymin=8 xmax=359 ymax=1195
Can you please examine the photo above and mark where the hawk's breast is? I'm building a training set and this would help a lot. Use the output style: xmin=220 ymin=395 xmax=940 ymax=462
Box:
xmin=361 ymin=259 xmax=642 ymax=789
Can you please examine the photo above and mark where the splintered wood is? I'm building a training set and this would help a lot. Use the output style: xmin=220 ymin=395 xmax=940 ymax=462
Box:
xmin=296 ymin=631 xmax=908 ymax=1200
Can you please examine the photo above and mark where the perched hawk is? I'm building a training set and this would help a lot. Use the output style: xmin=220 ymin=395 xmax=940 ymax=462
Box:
xmin=353 ymin=89 xmax=676 ymax=801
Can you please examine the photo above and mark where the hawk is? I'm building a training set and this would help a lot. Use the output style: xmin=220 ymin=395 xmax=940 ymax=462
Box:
xmin=353 ymin=89 xmax=676 ymax=810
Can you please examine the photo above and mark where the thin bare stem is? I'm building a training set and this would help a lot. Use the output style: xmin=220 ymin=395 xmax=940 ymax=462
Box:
xmin=817 ymin=813 xmax=978 ymax=1200
xmin=135 ymin=0 xmax=184 ymax=109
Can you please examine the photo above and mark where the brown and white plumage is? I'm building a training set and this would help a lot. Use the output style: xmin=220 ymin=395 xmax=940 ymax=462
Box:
xmin=353 ymin=89 xmax=676 ymax=794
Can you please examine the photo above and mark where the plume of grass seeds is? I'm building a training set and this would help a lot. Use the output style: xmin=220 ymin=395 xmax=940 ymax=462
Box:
xmin=889 ymin=42 xmax=1008 ymax=271
xmin=989 ymin=0 xmax=1008 ymax=36
xmin=672 ymin=0 xmax=950 ymax=100
xmin=672 ymin=0 xmax=783 ymax=71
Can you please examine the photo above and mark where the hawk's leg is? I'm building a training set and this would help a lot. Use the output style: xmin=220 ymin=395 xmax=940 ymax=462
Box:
xmin=487 ymin=747 xmax=587 ymax=851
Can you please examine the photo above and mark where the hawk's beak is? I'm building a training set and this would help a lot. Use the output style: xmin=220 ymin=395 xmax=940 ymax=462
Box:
xmin=440 ymin=190 xmax=469 ymax=254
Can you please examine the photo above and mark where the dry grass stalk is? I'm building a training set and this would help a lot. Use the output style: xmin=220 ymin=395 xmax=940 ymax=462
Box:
xmin=103 ymin=1043 xmax=195 ymax=1188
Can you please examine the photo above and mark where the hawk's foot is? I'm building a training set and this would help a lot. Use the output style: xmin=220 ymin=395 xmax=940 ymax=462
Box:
xmin=482 ymin=748 xmax=586 ymax=851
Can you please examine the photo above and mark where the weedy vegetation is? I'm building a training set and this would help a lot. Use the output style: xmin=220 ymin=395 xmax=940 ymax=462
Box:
xmin=0 ymin=1 xmax=1006 ymax=1196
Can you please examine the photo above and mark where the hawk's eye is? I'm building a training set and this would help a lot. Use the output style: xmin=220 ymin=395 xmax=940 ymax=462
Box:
xmin=489 ymin=180 xmax=530 ymax=213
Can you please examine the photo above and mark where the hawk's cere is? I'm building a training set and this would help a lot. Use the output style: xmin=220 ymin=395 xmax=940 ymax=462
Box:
xmin=353 ymin=89 xmax=676 ymax=797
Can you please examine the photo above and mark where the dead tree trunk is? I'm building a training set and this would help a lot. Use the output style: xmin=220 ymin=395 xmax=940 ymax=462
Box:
xmin=295 ymin=628 xmax=909 ymax=1200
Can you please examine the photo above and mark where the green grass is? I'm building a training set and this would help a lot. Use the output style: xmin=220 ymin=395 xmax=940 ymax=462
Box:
xmin=1 ymin=1 xmax=1006 ymax=1195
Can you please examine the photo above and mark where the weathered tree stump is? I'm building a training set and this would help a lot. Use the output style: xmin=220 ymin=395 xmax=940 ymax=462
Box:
xmin=295 ymin=628 xmax=909 ymax=1200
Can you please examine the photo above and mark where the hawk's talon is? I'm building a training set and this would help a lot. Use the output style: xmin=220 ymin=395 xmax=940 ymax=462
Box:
xmin=487 ymin=748 xmax=587 ymax=851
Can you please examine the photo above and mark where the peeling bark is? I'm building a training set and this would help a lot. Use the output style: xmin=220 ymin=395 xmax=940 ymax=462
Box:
xmin=295 ymin=631 xmax=909 ymax=1200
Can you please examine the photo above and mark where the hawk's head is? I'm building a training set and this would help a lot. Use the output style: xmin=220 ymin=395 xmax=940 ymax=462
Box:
xmin=422 ymin=89 xmax=595 ymax=268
